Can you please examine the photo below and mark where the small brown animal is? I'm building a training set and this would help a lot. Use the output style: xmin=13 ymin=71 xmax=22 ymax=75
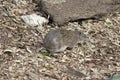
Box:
xmin=43 ymin=29 xmax=87 ymax=54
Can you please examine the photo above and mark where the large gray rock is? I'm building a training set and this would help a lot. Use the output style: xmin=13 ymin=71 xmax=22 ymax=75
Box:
xmin=35 ymin=0 xmax=120 ymax=25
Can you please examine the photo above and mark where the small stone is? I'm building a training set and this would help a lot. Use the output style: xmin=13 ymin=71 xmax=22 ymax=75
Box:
xmin=21 ymin=14 xmax=48 ymax=27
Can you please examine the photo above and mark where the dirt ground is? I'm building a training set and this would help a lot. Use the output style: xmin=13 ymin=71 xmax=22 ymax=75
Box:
xmin=0 ymin=0 xmax=120 ymax=80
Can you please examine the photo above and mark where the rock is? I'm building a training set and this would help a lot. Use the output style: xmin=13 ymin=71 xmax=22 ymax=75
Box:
xmin=35 ymin=0 xmax=120 ymax=25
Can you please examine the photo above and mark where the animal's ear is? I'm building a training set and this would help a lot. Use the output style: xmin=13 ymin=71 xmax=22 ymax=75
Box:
xmin=75 ymin=29 xmax=78 ymax=31
xmin=74 ymin=29 xmax=80 ymax=33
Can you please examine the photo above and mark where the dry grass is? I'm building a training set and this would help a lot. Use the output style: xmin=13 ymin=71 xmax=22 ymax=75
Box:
xmin=0 ymin=0 xmax=120 ymax=80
